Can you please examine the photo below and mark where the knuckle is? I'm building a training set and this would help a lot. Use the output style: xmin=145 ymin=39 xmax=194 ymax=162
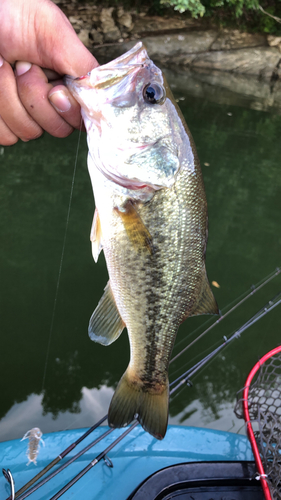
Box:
xmin=21 ymin=129 xmax=43 ymax=141
xmin=50 ymin=121 xmax=73 ymax=138
xmin=0 ymin=135 xmax=18 ymax=146
xmin=17 ymin=117 xmax=43 ymax=142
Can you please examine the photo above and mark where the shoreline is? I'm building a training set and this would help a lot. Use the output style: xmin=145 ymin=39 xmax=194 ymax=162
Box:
xmin=55 ymin=1 xmax=281 ymax=113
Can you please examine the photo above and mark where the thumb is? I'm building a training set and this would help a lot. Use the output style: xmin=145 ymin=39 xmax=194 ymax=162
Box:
xmin=35 ymin=1 xmax=99 ymax=77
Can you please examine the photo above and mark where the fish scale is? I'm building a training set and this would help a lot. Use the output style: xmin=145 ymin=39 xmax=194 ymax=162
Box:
xmin=65 ymin=41 xmax=218 ymax=440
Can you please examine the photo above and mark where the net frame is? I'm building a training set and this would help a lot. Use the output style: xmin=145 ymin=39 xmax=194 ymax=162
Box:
xmin=236 ymin=346 xmax=281 ymax=500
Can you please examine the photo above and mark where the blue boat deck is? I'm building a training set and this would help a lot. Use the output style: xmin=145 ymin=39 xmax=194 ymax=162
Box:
xmin=0 ymin=425 xmax=254 ymax=500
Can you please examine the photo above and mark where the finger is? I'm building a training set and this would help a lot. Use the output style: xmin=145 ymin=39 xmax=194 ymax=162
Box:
xmin=42 ymin=68 xmax=61 ymax=81
xmin=0 ymin=115 xmax=18 ymax=146
xmin=0 ymin=56 xmax=43 ymax=141
xmin=39 ymin=5 xmax=99 ymax=77
xmin=16 ymin=62 xmax=74 ymax=138
xmin=48 ymin=85 xmax=84 ymax=131
xmin=0 ymin=0 xmax=98 ymax=76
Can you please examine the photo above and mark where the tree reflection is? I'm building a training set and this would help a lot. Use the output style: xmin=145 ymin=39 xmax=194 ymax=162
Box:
xmin=42 ymin=352 xmax=82 ymax=418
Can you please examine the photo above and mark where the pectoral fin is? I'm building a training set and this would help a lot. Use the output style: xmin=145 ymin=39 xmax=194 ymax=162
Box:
xmin=89 ymin=281 xmax=125 ymax=345
xmin=90 ymin=209 xmax=103 ymax=263
xmin=190 ymin=271 xmax=219 ymax=317
xmin=115 ymin=200 xmax=154 ymax=254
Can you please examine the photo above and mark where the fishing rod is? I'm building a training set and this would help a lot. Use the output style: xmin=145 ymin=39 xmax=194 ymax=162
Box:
xmin=4 ymin=271 xmax=280 ymax=499
xmin=170 ymin=266 xmax=281 ymax=364
xmin=50 ymin=421 xmax=139 ymax=500
xmin=9 ymin=369 xmax=187 ymax=500
xmin=170 ymin=290 xmax=281 ymax=394
xmin=19 ymin=290 xmax=281 ymax=500
xmin=14 ymin=428 xmax=115 ymax=500
xmin=7 ymin=414 xmax=108 ymax=500
xmin=4 ymin=291 xmax=281 ymax=500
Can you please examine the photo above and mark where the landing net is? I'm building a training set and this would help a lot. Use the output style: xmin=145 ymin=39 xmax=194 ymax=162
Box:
xmin=235 ymin=346 xmax=281 ymax=500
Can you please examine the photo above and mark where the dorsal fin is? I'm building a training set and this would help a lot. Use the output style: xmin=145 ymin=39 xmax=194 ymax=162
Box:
xmin=90 ymin=208 xmax=103 ymax=263
xmin=115 ymin=200 xmax=154 ymax=254
xmin=190 ymin=271 xmax=219 ymax=317
xmin=89 ymin=281 xmax=125 ymax=345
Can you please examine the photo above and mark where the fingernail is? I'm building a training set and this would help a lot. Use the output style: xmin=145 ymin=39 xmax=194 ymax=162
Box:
xmin=49 ymin=90 xmax=71 ymax=112
xmin=0 ymin=54 xmax=4 ymax=68
xmin=16 ymin=61 xmax=32 ymax=76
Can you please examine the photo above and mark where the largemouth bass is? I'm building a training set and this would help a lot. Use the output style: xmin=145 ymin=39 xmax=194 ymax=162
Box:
xmin=66 ymin=42 xmax=218 ymax=440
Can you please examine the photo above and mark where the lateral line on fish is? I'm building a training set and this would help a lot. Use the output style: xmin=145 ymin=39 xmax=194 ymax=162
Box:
xmin=41 ymin=121 xmax=83 ymax=393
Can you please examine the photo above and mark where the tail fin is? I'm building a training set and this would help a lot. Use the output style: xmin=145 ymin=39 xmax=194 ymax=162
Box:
xmin=108 ymin=369 xmax=169 ymax=440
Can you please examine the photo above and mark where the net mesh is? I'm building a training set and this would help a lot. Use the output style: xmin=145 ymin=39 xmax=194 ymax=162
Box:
xmin=235 ymin=351 xmax=281 ymax=500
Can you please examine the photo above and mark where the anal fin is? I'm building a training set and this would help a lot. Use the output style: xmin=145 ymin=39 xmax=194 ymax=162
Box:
xmin=89 ymin=281 xmax=125 ymax=345
xmin=190 ymin=271 xmax=219 ymax=317
xmin=115 ymin=200 xmax=154 ymax=254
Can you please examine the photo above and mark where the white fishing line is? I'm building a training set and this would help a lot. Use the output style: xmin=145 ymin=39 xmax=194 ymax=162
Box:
xmin=41 ymin=122 xmax=83 ymax=394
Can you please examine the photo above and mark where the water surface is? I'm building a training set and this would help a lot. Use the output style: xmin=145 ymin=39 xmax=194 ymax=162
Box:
xmin=0 ymin=79 xmax=280 ymax=442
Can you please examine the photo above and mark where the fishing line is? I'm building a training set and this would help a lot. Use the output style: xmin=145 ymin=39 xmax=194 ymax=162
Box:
xmin=170 ymin=267 xmax=280 ymax=365
xmin=41 ymin=123 xmax=83 ymax=394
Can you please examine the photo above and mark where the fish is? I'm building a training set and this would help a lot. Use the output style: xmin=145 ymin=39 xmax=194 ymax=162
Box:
xmin=65 ymin=42 xmax=218 ymax=440
xmin=21 ymin=427 xmax=44 ymax=465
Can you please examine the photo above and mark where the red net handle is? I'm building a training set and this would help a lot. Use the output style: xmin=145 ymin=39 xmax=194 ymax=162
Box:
xmin=243 ymin=345 xmax=281 ymax=500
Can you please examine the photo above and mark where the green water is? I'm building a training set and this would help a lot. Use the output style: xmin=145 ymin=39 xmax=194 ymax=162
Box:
xmin=0 ymin=83 xmax=280 ymax=442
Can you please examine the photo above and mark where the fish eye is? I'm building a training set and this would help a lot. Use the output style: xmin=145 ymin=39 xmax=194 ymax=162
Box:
xmin=143 ymin=83 xmax=165 ymax=105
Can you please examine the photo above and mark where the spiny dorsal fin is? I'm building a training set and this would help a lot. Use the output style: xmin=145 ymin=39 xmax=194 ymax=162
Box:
xmin=115 ymin=200 xmax=154 ymax=254
xmin=191 ymin=271 xmax=219 ymax=317
xmin=90 ymin=208 xmax=103 ymax=263
xmin=88 ymin=281 xmax=125 ymax=345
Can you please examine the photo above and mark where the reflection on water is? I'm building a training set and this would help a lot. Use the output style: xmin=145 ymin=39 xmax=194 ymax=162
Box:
xmin=0 ymin=75 xmax=281 ymax=442
xmin=164 ymin=67 xmax=281 ymax=115
xmin=169 ymin=397 xmax=242 ymax=434
xmin=0 ymin=386 xmax=113 ymax=442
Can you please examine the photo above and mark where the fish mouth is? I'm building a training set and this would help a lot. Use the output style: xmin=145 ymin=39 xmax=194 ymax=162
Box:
xmin=104 ymin=42 xmax=148 ymax=67
xmin=64 ymin=42 xmax=149 ymax=94
xmin=63 ymin=74 xmax=76 ymax=86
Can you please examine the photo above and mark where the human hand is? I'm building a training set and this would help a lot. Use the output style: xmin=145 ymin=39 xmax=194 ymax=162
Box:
xmin=0 ymin=0 xmax=98 ymax=146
